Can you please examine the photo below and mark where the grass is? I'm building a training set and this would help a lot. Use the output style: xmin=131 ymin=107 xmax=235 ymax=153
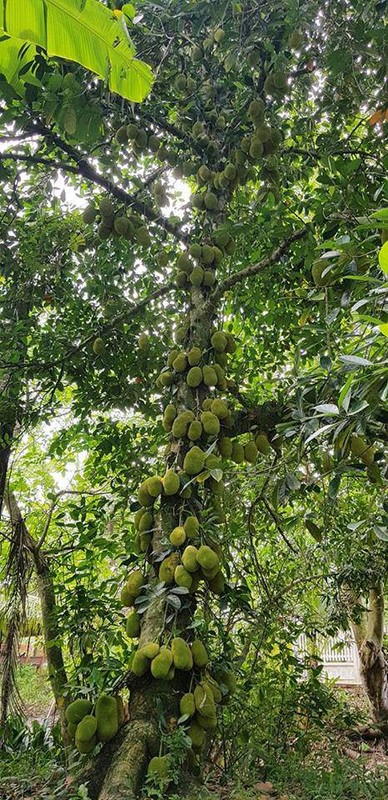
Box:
xmin=16 ymin=664 xmax=54 ymax=719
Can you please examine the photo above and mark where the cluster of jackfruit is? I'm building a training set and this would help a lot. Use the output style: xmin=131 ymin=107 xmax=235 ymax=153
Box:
xmin=115 ymin=120 xmax=180 ymax=168
xmin=219 ymin=430 xmax=274 ymax=465
xmin=157 ymin=329 xmax=236 ymax=391
xmin=82 ymin=197 xmax=152 ymax=246
xmin=180 ymin=666 xmax=237 ymax=752
xmin=158 ymin=541 xmax=225 ymax=596
xmin=65 ymin=694 xmax=123 ymax=754
xmin=174 ymin=242 xmax=224 ymax=290
xmin=131 ymin=636 xmax=207 ymax=680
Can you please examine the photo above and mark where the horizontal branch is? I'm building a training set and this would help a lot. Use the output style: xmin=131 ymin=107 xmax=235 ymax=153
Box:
xmin=209 ymin=226 xmax=309 ymax=304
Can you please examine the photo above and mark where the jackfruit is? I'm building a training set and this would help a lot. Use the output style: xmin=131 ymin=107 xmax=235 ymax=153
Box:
xmin=186 ymin=420 xmax=201 ymax=441
xmin=201 ymin=411 xmax=220 ymax=436
xmin=184 ymin=516 xmax=200 ymax=538
xmin=197 ymin=545 xmax=219 ymax=572
xmin=350 ymin=434 xmax=375 ymax=465
xmin=170 ymin=526 xmax=186 ymax=547
xmin=159 ymin=370 xmax=174 ymax=387
xmin=189 ymin=243 xmax=202 ymax=261
xmin=174 ymin=564 xmax=193 ymax=589
xmin=172 ymin=410 xmax=195 ymax=437
xmin=231 ymin=442 xmax=244 ymax=464
xmin=138 ymin=332 xmax=149 ymax=352
xmin=190 ymin=266 xmax=204 ymax=287
xmin=192 ymin=193 xmax=204 ymax=210
xmin=148 ymin=134 xmax=161 ymax=153
xmin=171 ymin=637 xmax=192 ymax=670
xmin=67 ymin=722 xmax=77 ymax=739
xmin=203 ymin=269 xmax=216 ymax=287
xmin=126 ymin=123 xmax=138 ymax=140
xmin=98 ymin=223 xmax=111 ymax=240
xmin=138 ymin=511 xmax=153 ymax=534
xmin=249 ymin=140 xmax=263 ymax=160
xmin=126 ymin=610 xmax=141 ymax=638
xmin=136 ymin=226 xmax=151 ymax=247
xmin=244 ymin=440 xmax=258 ymax=463
xmin=208 ymin=477 xmax=224 ymax=496
xmin=82 ymin=205 xmax=97 ymax=224
xmin=208 ymin=571 xmax=225 ymax=595
xmin=210 ymin=399 xmax=229 ymax=419
xmin=188 ymin=721 xmax=205 ymax=749
xmin=197 ymin=712 xmax=217 ymax=730
xmin=147 ymin=755 xmax=170 ymax=779
xmin=175 ymin=74 xmax=187 ymax=92
xmin=76 ymin=733 xmax=96 ymax=754
xmin=99 ymin=198 xmax=114 ymax=219
xmin=204 ymin=192 xmax=219 ymax=211
xmin=219 ymin=436 xmax=233 ymax=458
xmin=224 ymin=238 xmax=236 ymax=255
xmin=76 ymin=715 xmax=97 ymax=742
xmin=127 ymin=570 xmax=144 ymax=598
xmin=134 ymin=508 xmax=145 ymax=530
xmin=139 ymin=642 xmax=160 ymax=659
xmin=186 ymin=347 xmax=201 ymax=366
xmin=163 ymin=404 xmax=177 ymax=431
xmin=172 ymin=353 xmax=188 ymax=372
xmin=190 ymin=571 xmax=202 ymax=593
xmin=202 ymin=244 xmax=215 ymax=265
xmin=66 ymin=699 xmax=93 ymax=725
xmin=114 ymin=216 xmax=130 ymax=237
xmin=194 ymin=683 xmax=216 ymax=717
xmin=138 ymin=480 xmax=154 ymax=507
xmin=273 ymin=70 xmax=288 ymax=91
xmin=212 ymin=246 xmax=224 ymax=265
xmin=214 ymin=27 xmax=225 ymax=42
xmin=151 ymin=647 xmax=173 ymax=679
xmin=202 ymin=365 xmax=218 ymax=387
xmin=224 ymin=163 xmax=237 ymax=181
xmin=205 ymin=454 xmax=222 ymax=471
xmin=211 ymin=332 xmax=228 ymax=352
xmin=247 ymin=48 xmax=260 ymax=67
xmin=176 ymin=271 xmax=187 ymax=288
xmin=139 ymin=533 xmax=152 ymax=552
xmin=180 ymin=692 xmax=196 ymax=718
xmin=191 ymin=640 xmax=209 ymax=668
xmin=202 ymin=398 xmax=213 ymax=411
xmin=95 ymin=694 xmax=118 ymax=742
xmin=182 ymin=545 xmax=199 ymax=573
xmin=157 ymin=250 xmax=169 ymax=267
xmin=180 ymin=474 xmax=192 ymax=499
xmin=248 ymin=98 xmax=265 ymax=122
xmin=207 ymin=678 xmax=222 ymax=703
xmin=167 ymin=350 xmax=180 ymax=367
xmin=192 ymin=120 xmax=204 ymax=137
xmin=132 ymin=650 xmax=149 ymax=677
xmin=159 ymin=553 xmax=180 ymax=584
xmin=255 ymin=432 xmax=271 ymax=455
xmin=120 ymin=584 xmax=134 ymax=607
xmin=177 ymin=253 xmax=192 ymax=274
xmin=93 ymin=337 xmax=104 ymax=356
xmin=163 ymin=469 xmax=180 ymax=495
xmin=187 ymin=367 xmax=203 ymax=388
xmin=183 ymin=446 xmax=206 ymax=475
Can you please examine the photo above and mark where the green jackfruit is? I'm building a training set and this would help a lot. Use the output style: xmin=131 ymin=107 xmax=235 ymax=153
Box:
xmin=67 ymin=722 xmax=77 ymax=739
xmin=190 ymin=266 xmax=204 ymax=287
xmin=205 ymin=454 xmax=222 ymax=471
xmin=172 ymin=353 xmax=188 ymax=372
xmin=134 ymin=508 xmax=145 ymax=530
xmin=172 ymin=410 xmax=195 ymax=437
xmin=202 ymin=365 xmax=218 ymax=387
xmin=210 ymin=399 xmax=228 ymax=419
xmin=159 ymin=370 xmax=174 ymax=387
xmin=231 ymin=442 xmax=244 ymax=464
xmin=190 ymin=571 xmax=202 ymax=593
xmin=184 ymin=516 xmax=199 ymax=538
xmin=189 ymin=243 xmax=202 ymax=260
xmin=248 ymin=98 xmax=265 ymax=121
xmin=180 ymin=693 xmax=196 ymax=718
xmin=202 ymin=244 xmax=215 ymax=265
xmin=95 ymin=694 xmax=118 ymax=742
xmin=200 ymin=411 xmax=220 ymax=436
xmin=350 ymin=434 xmax=375 ymax=465
xmin=191 ymin=640 xmax=209 ymax=668
xmin=186 ymin=367 xmax=203 ymax=388
xmin=170 ymin=526 xmax=186 ymax=547
xmin=126 ymin=123 xmax=138 ymax=140
xmin=249 ymin=140 xmax=263 ymax=160
xmin=188 ymin=420 xmax=203 ymax=441
xmin=114 ymin=216 xmax=130 ymax=236
xmin=136 ymin=226 xmax=151 ymax=248
xmin=177 ymin=253 xmax=192 ymax=274
xmin=288 ymin=30 xmax=303 ymax=49
xmin=184 ymin=446 xmax=206 ymax=475
xmin=167 ymin=350 xmax=179 ymax=367
xmin=66 ymin=699 xmax=93 ymax=725
xmin=197 ymin=712 xmax=217 ymax=731
xmin=120 ymin=584 xmax=134 ymax=607
xmin=139 ymin=533 xmax=152 ymax=552
xmin=164 ymin=403 xmax=177 ymax=424
xmin=148 ymin=134 xmax=161 ymax=153
xmin=202 ymin=398 xmax=213 ymax=411
xmin=138 ymin=481 xmax=154 ymax=507
xmin=147 ymin=755 xmax=170 ymax=780
xmin=174 ymin=565 xmax=193 ymax=589
xmin=217 ymin=669 xmax=237 ymax=695
xmin=126 ymin=570 xmax=144 ymax=598
xmin=201 ymin=562 xmax=220 ymax=581
xmin=139 ymin=642 xmax=160 ymax=659
xmin=208 ymin=571 xmax=225 ymax=595
xmin=255 ymin=432 xmax=271 ymax=455
xmin=204 ymin=192 xmax=219 ymax=211
xmin=208 ymin=477 xmax=224 ymax=496
xmin=138 ymin=511 xmax=153 ymax=533
xmin=171 ymin=637 xmax=192 ymax=670
xmin=159 ymin=554 xmax=180 ymax=584
xmin=82 ymin=205 xmax=97 ymax=224
xmin=126 ymin=611 xmax=141 ymax=638
xmin=244 ymin=440 xmax=258 ymax=463
xmin=132 ymin=650 xmax=149 ymax=677
xmin=273 ymin=70 xmax=288 ymax=90
xmin=194 ymin=684 xmax=216 ymax=717
xmin=157 ymin=250 xmax=169 ymax=267
xmin=187 ymin=347 xmax=202 ymax=366
xmin=99 ymin=198 xmax=114 ymax=219
xmin=151 ymin=647 xmax=173 ymax=679
xmin=92 ymin=337 xmax=104 ymax=355
xmin=192 ymin=120 xmax=204 ymax=137
xmin=211 ymin=332 xmax=228 ymax=352
xmin=207 ymin=678 xmax=222 ymax=703
xmin=219 ymin=436 xmax=233 ymax=458
xmin=76 ymin=734 xmax=96 ymax=754
xmin=176 ymin=271 xmax=187 ymax=288
xmin=76 ymin=715 xmax=97 ymax=742
xmin=189 ymin=721 xmax=205 ymax=749
xmin=224 ymin=163 xmax=237 ymax=181
xmin=203 ymin=270 xmax=216 ymax=287
xmin=98 ymin=223 xmax=111 ymax=240
xmin=163 ymin=469 xmax=180 ymax=496
xmin=182 ymin=545 xmax=199 ymax=573
xmin=197 ymin=545 xmax=219 ymax=572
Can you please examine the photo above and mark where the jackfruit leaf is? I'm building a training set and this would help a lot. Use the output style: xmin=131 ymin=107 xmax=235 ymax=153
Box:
xmin=378 ymin=241 xmax=388 ymax=274
xmin=0 ymin=0 xmax=153 ymax=101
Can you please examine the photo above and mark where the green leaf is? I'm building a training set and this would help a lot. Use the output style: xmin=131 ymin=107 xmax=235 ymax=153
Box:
xmin=0 ymin=0 xmax=153 ymax=101
xmin=378 ymin=241 xmax=388 ymax=274
xmin=370 ymin=208 xmax=388 ymax=221
xmin=314 ymin=403 xmax=340 ymax=415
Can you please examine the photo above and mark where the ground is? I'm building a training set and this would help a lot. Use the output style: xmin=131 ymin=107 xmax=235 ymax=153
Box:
xmin=0 ymin=670 xmax=387 ymax=800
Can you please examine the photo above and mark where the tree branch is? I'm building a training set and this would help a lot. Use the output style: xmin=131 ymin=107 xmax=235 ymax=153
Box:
xmin=209 ymin=226 xmax=309 ymax=303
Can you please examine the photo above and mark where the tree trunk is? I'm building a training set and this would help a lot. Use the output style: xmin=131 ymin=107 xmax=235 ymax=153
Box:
xmin=351 ymin=584 xmax=388 ymax=727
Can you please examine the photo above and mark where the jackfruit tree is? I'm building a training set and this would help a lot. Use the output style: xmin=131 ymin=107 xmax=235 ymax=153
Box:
xmin=0 ymin=1 xmax=387 ymax=799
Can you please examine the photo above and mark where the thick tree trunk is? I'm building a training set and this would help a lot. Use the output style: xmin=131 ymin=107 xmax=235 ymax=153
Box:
xmin=351 ymin=584 xmax=388 ymax=727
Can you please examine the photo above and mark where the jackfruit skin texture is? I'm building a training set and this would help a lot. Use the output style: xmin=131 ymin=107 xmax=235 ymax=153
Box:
xmin=244 ymin=440 xmax=258 ymax=463
xmin=76 ymin=715 xmax=97 ymax=742
xmin=183 ymin=446 xmax=206 ymax=475
xmin=188 ymin=720 xmax=205 ymax=749
xmin=159 ymin=553 xmax=181 ymax=584
xmin=208 ymin=571 xmax=225 ymax=595
xmin=126 ymin=570 xmax=144 ymax=598
xmin=255 ymin=432 xmax=271 ymax=455
xmin=132 ymin=650 xmax=149 ymax=677
xmin=350 ymin=434 xmax=375 ymax=465
xmin=76 ymin=734 xmax=96 ymax=754
xmin=202 ymin=365 xmax=218 ymax=387
xmin=219 ymin=436 xmax=233 ymax=458
xmin=170 ymin=526 xmax=186 ymax=547
xmin=180 ymin=692 xmax=196 ymax=718
xmin=188 ymin=420 xmax=203 ymax=441
xmin=191 ymin=640 xmax=209 ymax=668
xmin=184 ymin=516 xmax=200 ymax=538
xmin=232 ymin=441 xmax=245 ymax=464
xmin=211 ymin=332 xmax=228 ymax=352
xmin=187 ymin=347 xmax=202 ymax=366
xmin=95 ymin=694 xmax=119 ymax=742
xmin=171 ymin=637 xmax=192 ymax=670
xmin=187 ymin=367 xmax=203 ymax=388
xmin=138 ymin=481 xmax=154 ymax=507
xmin=174 ymin=564 xmax=193 ymax=589
xmin=182 ymin=545 xmax=199 ymax=573
xmin=163 ymin=469 xmax=180 ymax=495
xmin=151 ymin=648 xmax=173 ymax=679
xmin=66 ymin=699 xmax=93 ymax=725
xmin=139 ymin=642 xmax=160 ymax=659
xmin=147 ymin=755 xmax=170 ymax=779
xmin=201 ymin=411 xmax=220 ymax=435
xmin=194 ymin=683 xmax=216 ymax=717
xmin=197 ymin=545 xmax=219 ymax=572
xmin=211 ymin=399 xmax=229 ymax=419
xmin=126 ymin=610 xmax=141 ymax=638
xmin=197 ymin=712 xmax=217 ymax=730
xmin=138 ymin=511 xmax=153 ymax=533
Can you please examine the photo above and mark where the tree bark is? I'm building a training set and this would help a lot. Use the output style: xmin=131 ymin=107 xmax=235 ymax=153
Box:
xmin=351 ymin=584 xmax=388 ymax=727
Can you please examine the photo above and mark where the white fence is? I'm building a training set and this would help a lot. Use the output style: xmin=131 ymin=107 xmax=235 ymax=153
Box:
xmin=296 ymin=632 xmax=361 ymax=685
